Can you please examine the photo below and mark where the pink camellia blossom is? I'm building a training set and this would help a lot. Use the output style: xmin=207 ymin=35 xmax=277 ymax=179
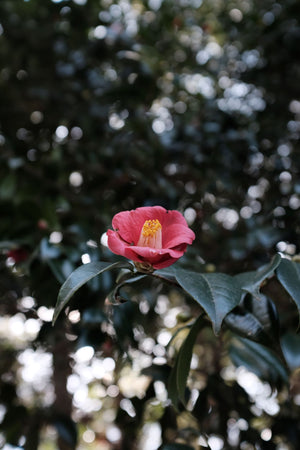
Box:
xmin=106 ymin=206 xmax=195 ymax=271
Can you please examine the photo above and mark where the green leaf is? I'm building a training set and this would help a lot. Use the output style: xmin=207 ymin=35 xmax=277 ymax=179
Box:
xmin=234 ymin=254 xmax=281 ymax=299
xmin=52 ymin=260 xmax=133 ymax=325
xmin=168 ymin=314 xmax=204 ymax=407
xmin=108 ymin=273 xmax=146 ymax=304
xmin=117 ymin=273 xmax=147 ymax=286
xmin=175 ymin=268 xmax=242 ymax=334
xmin=176 ymin=314 xmax=204 ymax=404
xmin=225 ymin=294 xmax=280 ymax=348
xmin=281 ymin=332 xmax=300 ymax=370
xmin=276 ymin=258 xmax=300 ymax=316
xmin=229 ymin=338 xmax=289 ymax=385
xmin=154 ymin=265 xmax=178 ymax=283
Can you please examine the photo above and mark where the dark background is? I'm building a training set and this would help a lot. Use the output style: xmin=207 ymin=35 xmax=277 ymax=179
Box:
xmin=0 ymin=0 xmax=299 ymax=449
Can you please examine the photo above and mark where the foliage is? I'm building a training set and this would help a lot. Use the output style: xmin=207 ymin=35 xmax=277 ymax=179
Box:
xmin=0 ymin=0 xmax=300 ymax=449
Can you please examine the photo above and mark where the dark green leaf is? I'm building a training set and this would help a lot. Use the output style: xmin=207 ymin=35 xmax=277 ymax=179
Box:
xmin=116 ymin=269 xmax=146 ymax=285
xmin=176 ymin=314 xmax=204 ymax=404
xmin=53 ymin=260 xmax=133 ymax=325
xmin=155 ymin=265 xmax=178 ymax=284
xmin=229 ymin=338 xmax=289 ymax=385
xmin=234 ymin=254 xmax=281 ymax=299
xmin=168 ymin=314 xmax=204 ymax=407
xmin=225 ymin=294 xmax=280 ymax=348
xmin=175 ymin=268 xmax=242 ymax=334
xmin=168 ymin=344 xmax=185 ymax=409
xmin=118 ymin=273 xmax=147 ymax=286
xmin=276 ymin=258 xmax=300 ymax=316
xmin=108 ymin=273 xmax=147 ymax=304
xmin=281 ymin=332 xmax=300 ymax=370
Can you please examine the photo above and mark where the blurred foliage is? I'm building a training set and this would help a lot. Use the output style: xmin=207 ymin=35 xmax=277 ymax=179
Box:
xmin=0 ymin=0 xmax=300 ymax=449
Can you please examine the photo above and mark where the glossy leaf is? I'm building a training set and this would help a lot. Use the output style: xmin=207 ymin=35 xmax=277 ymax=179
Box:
xmin=177 ymin=314 xmax=204 ymax=404
xmin=154 ymin=265 xmax=178 ymax=284
xmin=168 ymin=314 xmax=204 ymax=407
xmin=234 ymin=254 xmax=281 ymax=299
xmin=276 ymin=258 xmax=300 ymax=316
xmin=53 ymin=260 xmax=133 ymax=324
xmin=229 ymin=338 xmax=288 ymax=385
xmin=175 ymin=268 xmax=242 ymax=334
xmin=225 ymin=294 xmax=280 ymax=348
xmin=107 ymin=273 xmax=146 ymax=304
xmin=117 ymin=273 xmax=147 ymax=286
xmin=281 ymin=332 xmax=300 ymax=370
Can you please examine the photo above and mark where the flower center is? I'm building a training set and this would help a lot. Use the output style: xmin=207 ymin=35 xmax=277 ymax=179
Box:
xmin=137 ymin=219 xmax=162 ymax=248
xmin=142 ymin=219 xmax=161 ymax=237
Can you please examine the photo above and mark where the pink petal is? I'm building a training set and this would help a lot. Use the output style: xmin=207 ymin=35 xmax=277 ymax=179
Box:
xmin=106 ymin=230 xmax=143 ymax=262
xmin=106 ymin=230 xmax=127 ymax=256
xmin=107 ymin=206 xmax=195 ymax=270
xmin=128 ymin=245 xmax=187 ymax=266
xmin=159 ymin=209 xmax=189 ymax=228
xmin=163 ymin=224 xmax=195 ymax=248
xmin=112 ymin=206 xmax=167 ymax=245
xmin=152 ymin=257 xmax=179 ymax=269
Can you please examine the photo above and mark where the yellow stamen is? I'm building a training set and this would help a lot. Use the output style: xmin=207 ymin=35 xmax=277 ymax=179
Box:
xmin=142 ymin=219 xmax=162 ymax=237
xmin=137 ymin=219 xmax=162 ymax=248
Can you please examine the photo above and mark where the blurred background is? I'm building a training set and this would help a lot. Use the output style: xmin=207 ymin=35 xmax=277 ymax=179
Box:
xmin=0 ymin=0 xmax=299 ymax=449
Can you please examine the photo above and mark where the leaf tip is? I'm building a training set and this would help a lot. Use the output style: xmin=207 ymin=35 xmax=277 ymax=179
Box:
xmin=51 ymin=307 xmax=60 ymax=326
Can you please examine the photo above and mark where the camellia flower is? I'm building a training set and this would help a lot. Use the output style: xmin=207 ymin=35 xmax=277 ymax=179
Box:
xmin=106 ymin=206 xmax=195 ymax=271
